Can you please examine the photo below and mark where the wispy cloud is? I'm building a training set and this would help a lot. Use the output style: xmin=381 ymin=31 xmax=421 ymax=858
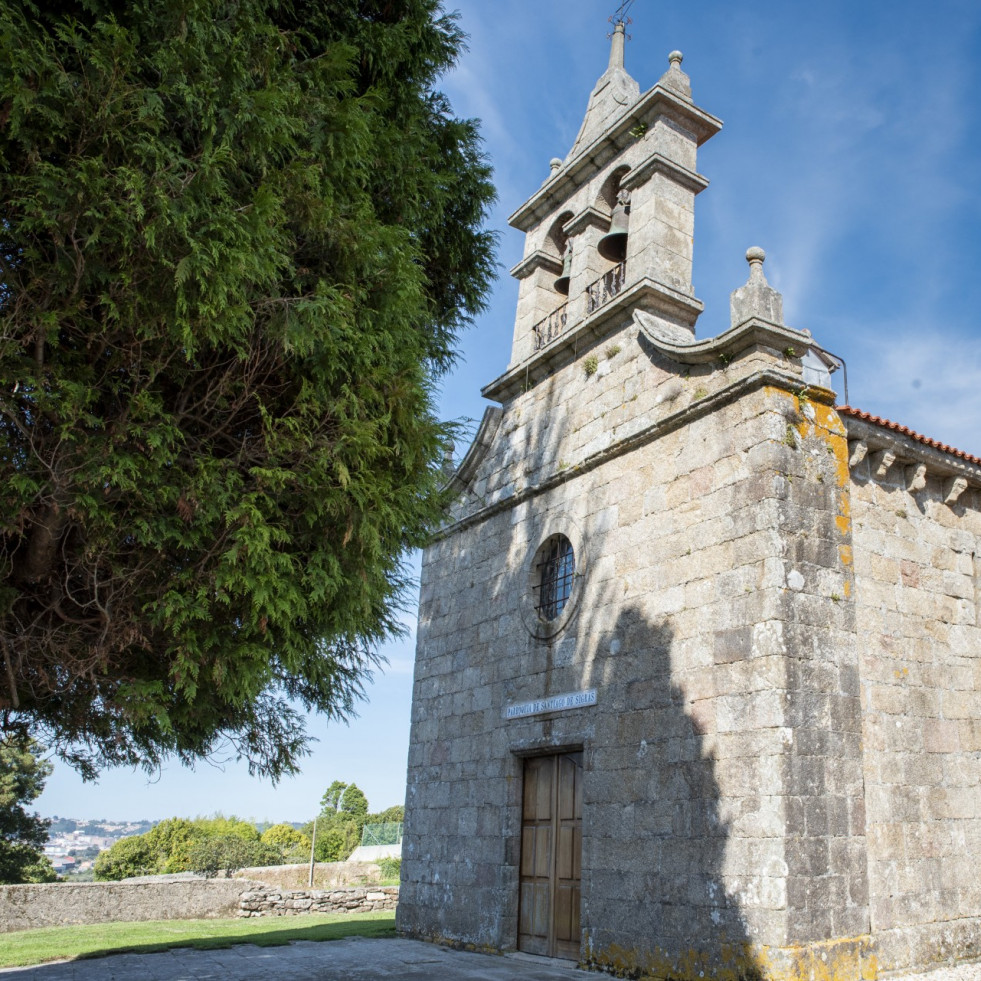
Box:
xmin=846 ymin=326 xmax=981 ymax=456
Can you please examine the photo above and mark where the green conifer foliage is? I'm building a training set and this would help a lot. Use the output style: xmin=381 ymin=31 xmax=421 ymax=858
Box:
xmin=0 ymin=0 xmax=495 ymax=778
xmin=0 ymin=735 xmax=56 ymax=883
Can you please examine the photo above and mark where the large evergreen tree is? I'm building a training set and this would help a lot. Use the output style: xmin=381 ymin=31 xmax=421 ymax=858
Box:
xmin=0 ymin=0 xmax=495 ymax=778
xmin=0 ymin=735 xmax=57 ymax=883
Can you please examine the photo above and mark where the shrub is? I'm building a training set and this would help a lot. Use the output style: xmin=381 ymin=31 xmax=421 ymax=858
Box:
xmin=187 ymin=836 xmax=279 ymax=878
xmin=260 ymin=823 xmax=311 ymax=863
xmin=94 ymin=835 xmax=158 ymax=880
xmin=376 ymin=857 xmax=401 ymax=881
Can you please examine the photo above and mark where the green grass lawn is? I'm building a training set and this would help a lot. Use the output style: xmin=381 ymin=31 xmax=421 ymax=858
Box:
xmin=0 ymin=910 xmax=396 ymax=969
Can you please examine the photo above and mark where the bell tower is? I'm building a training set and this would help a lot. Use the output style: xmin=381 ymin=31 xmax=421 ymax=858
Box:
xmin=488 ymin=22 xmax=722 ymax=401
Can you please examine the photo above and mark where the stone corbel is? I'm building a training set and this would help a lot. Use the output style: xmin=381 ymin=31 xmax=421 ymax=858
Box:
xmin=869 ymin=449 xmax=896 ymax=480
xmin=905 ymin=463 xmax=927 ymax=492
xmin=943 ymin=476 xmax=969 ymax=505
xmin=848 ymin=440 xmax=868 ymax=468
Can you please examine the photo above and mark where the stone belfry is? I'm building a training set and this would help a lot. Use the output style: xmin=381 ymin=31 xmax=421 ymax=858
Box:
xmin=490 ymin=21 xmax=721 ymax=395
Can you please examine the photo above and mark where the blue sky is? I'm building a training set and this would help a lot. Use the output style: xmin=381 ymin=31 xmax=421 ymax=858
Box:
xmin=37 ymin=0 xmax=981 ymax=822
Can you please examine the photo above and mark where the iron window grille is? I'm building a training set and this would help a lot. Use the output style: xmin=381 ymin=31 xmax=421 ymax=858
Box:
xmin=535 ymin=535 xmax=575 ymax=621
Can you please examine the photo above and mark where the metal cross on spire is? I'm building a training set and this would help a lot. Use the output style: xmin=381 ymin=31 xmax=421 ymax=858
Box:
xmin=611 ymin=0 xmax=636 ymax=25
xmin=609 ymin=0 xmax=635 ymax=41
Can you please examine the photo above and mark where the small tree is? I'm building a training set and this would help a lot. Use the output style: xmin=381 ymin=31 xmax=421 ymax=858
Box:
xmin=142 ymin=817 xmax=201 ymax=874
xmin=194 ymin=815 xmax=260 ymax=843
xmin=316 ymin=819 xmax=361 ymax=863
xmin=302 ymin=810 xmax=360 ymax=862
xmin=309 ymin=780 xmax=372 ymax=861
xmin=320 ymin=781 xmax=348 ymax=814
xmin=0 ymin=735 xmax=56 ymax=883
xmin=340 ymin=784 xmax=369 ymax=823
xmin=369 ymin=805 xmax=405 ymax=824
xmin=376 ymin=856 xmax=401 ymax=882
xmin=93 ymin=813 xmax=267 ymax=878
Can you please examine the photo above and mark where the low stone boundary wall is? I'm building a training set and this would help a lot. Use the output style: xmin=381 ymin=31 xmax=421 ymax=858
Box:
xmin=234 ymin=860 xmax=384 ymax=890
xmin=0 ymin=879 xmax=261 ymax=934
xmin=238 ymin=886 xmax=398 ymax=918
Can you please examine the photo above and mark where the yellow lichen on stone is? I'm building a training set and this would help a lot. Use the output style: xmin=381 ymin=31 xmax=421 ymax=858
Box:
xmin=754 ymin=935 xmax=877 ymax=981
xmin=767 ymin=389 xmax=855 ymax=579
xmin=587 ymin=940 xmax=768 ymax=981
xmin=795 ymin=396 xmax=855 ymax=569
xmin=586 ymin=936 xmax=879 ymax=981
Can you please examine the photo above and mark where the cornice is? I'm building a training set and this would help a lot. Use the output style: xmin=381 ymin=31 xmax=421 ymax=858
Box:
xmin=843 ymin=414 xmax=981 ymax=499
xmin=444 ymin=406 xmax=503 ymax=496
xmin=436 ymin=366 xmax=817 ymax=542
xmin=481 ymin=278 xmax=704 ymax=404
xmin=563 ymin=206 xmax=610 ymax=237
xmin=509 ymin=250 xmax=564 ymax=280
xmin=619 ymin=152 xmax=709 ymax=196
xmin=634 ymin=310 xmax=817 ymax=365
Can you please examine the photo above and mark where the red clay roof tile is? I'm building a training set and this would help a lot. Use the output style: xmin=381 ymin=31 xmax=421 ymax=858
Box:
xmin=838 ymin=406 xmax=981 ymax=467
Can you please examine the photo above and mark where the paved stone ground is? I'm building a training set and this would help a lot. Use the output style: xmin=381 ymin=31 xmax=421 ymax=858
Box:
xmin=1 ymin=938 xmax=980 ymax=981
xmin=0 ymin=938 xmax=590 ymax=980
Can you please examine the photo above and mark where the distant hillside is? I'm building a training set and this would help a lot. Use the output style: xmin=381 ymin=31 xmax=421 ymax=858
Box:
xmin=46 ymin=817 xmax=157 ymax=837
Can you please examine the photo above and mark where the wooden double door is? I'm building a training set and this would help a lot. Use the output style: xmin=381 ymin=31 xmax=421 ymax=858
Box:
xmin=518 ymin=751 xmax=583 ymax=960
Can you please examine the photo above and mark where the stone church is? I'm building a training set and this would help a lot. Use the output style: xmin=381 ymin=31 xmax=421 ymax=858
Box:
xmin=397 ymin=21 xmax=981 ymax=981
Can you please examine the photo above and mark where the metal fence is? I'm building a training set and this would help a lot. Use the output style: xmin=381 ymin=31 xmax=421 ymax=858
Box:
xmin=360 ymin=822 xmax=403 ymax=847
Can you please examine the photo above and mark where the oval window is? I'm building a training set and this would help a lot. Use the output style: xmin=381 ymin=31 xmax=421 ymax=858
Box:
xmin=535 ymin=534 xmax=575 ymax=621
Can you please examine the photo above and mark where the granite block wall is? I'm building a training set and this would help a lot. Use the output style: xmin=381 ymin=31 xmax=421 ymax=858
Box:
xmin=850 ymin=450 xmax=981 ymax=975
xmin=399 ymin=322 xmax=879 ymax=979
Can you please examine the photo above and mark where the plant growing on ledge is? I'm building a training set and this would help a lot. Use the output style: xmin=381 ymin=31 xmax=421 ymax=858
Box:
xmin=0 ymin=0 xmax=496 ymax=780
xmin=584 ymin=355 xmax=600 ymax=377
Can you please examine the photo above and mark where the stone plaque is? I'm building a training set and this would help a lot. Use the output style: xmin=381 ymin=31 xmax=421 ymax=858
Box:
xmin=503 ymin=689 xmax=597 ymax=720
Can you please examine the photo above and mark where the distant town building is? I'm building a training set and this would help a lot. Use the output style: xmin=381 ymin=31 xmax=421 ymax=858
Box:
xmin=399 ymin=21 xmax=981 ymax=981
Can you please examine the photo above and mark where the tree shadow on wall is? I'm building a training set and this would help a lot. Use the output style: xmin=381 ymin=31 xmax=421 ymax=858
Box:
xmin=575 ymin=603 xmax=768 ymax=981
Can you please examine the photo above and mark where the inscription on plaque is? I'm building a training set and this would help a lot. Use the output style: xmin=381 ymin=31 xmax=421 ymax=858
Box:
xmin=503 ymin=689 xmax=597 ymax=720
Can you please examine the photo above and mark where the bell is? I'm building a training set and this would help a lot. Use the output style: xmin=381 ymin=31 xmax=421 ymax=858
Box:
xmin=597 ymin=190 xmax=631 ymax=263
xmin=553 ymin=242 xmax=572 ymax=295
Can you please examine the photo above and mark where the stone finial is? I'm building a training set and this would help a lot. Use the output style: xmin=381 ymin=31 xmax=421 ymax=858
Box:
xmin=746 ymin=246 xmax=766 ymax=280
xmin=549 ymin=158 xmax=562 ymax=174
xmin=441 ymin=441 xmax=456 ymax=477
xmin=658 ymin=49 xmax=692 ymax=101
xmin=730 ymin=246 xmax=785 ymax=328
